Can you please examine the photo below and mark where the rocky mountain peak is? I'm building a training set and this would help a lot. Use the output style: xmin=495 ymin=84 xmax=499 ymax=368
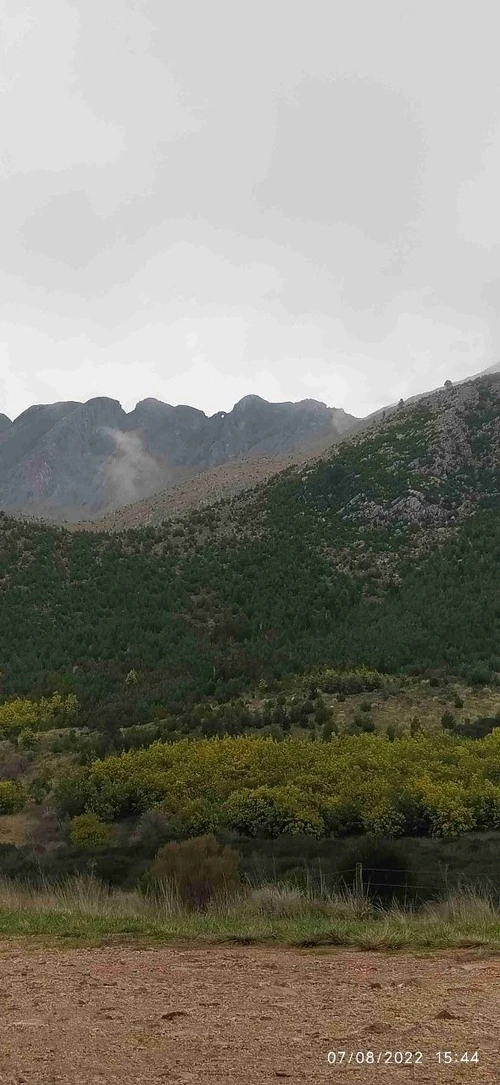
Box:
xmin=0 ymin=393 xmax=359 ymax=519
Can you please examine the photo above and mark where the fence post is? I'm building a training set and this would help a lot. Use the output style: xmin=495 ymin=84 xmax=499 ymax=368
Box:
xmin=355 ymin=862 xmax=364 ymax=900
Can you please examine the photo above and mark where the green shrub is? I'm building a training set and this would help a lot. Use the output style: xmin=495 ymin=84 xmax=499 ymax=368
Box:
xmin=53 ymin=770 xmax=97 ymax=818
xmin=321 ymin=719 xmax=338 ymax=741
xmin=441 ymin=710 xmax=455 ymax=732
xmin=69 ymin=813 xmax=111 ymax=850
xmin=467 ymin=663 xmax=493 ymax=686
xmin=0 ymin=779 xmax=24 ymax=814
xmin=314 ymin=703 xmax=332 ymax=725
xmin=349 ymin=715 xmax=376 ymax=734
xmin=171 ymin=798 xmax=220 ymax=837
xmin=17 ymin=728 xmax=36 ymax=749
xmin=29 ymin=775 xmax=50 ymax=804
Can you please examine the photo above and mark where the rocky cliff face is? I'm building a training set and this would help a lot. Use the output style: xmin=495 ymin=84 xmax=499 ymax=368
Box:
xmin=0 ymin=394 xmax=358 ymax=519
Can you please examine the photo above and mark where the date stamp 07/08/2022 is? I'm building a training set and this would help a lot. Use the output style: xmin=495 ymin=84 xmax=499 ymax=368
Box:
xmin=326 ymin=1050 xmax=482 ymax=1068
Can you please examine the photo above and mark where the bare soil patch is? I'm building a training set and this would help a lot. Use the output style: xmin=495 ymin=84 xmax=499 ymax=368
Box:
xmin=0 ymin=943 xmax=498 ymax=1083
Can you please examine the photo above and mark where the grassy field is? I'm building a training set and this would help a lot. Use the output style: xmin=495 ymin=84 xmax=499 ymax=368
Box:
xmin=335 ymin=681 xmax=499 ymax=733
xmin=0 ymin=875 xmax=498 ymax=951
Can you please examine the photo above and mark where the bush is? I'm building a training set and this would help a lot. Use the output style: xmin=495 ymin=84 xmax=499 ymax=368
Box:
xmin=467 ymin=663 xmax=493 ymax=686
xmin=29 ymin=775 xmax=50 ymax=804
xmin=458 ymin=716 xmax=500 ymax=739
xmin=0 ymin=744 xmax=30 ymax=780
xmin=53 ymin=770 xmax=96 ymax=818
xmin=314 ymin=703 xmax=332 ymax=725
xmin=441 ymin=710 xmax=455 ymax=731
xmin=147 ymin=834 xmax=240 ymax=908
xmin=17 ymin=729 xmax=36 ymax=750
xmin=69 ymin=813 xmax=111 ymax=850
xmin=321 ymin=719 xmax=338 ymax=741
xmin=168 ymin=798 xmax=221 ymax=837
xmin=348 ymin=715 xmax=376 ymax=734
xmin=0 ymin=779 xmax=24 ymax=814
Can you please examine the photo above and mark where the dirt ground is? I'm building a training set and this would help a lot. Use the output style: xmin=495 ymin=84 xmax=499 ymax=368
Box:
xmin=0 ymin=942 xmax=498 ymax=1084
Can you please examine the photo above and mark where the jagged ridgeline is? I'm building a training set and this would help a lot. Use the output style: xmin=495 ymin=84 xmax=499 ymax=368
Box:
xmin=0 ymin=394 xmax=358 ymax=521
xmin=0 ymin=373 xmax=499 ymax=729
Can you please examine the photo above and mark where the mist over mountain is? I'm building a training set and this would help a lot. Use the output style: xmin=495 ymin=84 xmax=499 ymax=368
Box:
xmin=0 ymin=394 xmax=357 ymax=519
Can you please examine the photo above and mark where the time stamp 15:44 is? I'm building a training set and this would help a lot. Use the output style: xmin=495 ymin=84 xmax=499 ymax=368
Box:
xmin=326 ymin=1050 xmax=481 ymax=1066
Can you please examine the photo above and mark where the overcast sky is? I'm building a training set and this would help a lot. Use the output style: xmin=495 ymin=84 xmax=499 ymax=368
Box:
xmin=1 ymin=0 xmax=499 ymax=422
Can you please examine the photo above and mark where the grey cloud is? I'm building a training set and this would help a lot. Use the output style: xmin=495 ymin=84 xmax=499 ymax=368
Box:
xmin=1 ymin=0 xmax=500 ymax=422
xmin=255 ymin=78 xmax=425 ymax=242
xmin=21 ymin=192 xmax=122 ymax=267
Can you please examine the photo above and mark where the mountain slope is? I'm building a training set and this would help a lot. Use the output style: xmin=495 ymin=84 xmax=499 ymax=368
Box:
xmin=0 ymin=372 xmax=499 ymax=730
xmin=79 ymin=422 xmax=362 ymax=532
xmin=85 ymin=370 xmax=496 ymax=532
xmin=0 ymin=395 xmax=358 ymax=520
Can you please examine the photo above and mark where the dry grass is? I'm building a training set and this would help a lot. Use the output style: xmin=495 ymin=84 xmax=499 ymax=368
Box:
xmin=0 ymin=811 xmax=36 ymax=846
xmin=0 ymin=874 xmax=498 ymax=950
xmin=421 ymin=885 xmax=500 ymax=924
xmin=316 ymin=680 xmax=500 ymax=735
xmin=239 ymin=881 xmax=373 ymax=920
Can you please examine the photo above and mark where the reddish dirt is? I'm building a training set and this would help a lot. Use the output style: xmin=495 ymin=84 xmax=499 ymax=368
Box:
xmin=0 ymin=943 xmax=498 ymax=1083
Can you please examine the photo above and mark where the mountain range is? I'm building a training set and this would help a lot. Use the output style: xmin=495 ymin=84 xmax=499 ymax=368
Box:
xmin=0 ymin=394 xmax=357 ymax=521
xmin=1 ymin=360 xmax=498 ymax=525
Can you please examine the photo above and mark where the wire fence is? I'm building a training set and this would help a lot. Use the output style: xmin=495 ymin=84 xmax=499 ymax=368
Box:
xmin=282 ymin=864 xmax=500 ymax=894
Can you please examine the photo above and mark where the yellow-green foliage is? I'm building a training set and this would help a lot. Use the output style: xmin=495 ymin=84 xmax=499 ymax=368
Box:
xmin=310 ymin=666 xmax=386 ymax=694
xmin=0 ymin=779 xmax=24 ymax=815
xmin=0 ymin=692 xmax=79 ymax=737
xmin=69 ymin=813 xmax=110 ymax=850
xmin=55 ymin=731 xmax=500 ymax=839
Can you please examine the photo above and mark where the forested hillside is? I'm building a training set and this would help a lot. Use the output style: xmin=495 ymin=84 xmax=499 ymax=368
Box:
xmin=1 ymin=374 xmax=499 ymax=736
